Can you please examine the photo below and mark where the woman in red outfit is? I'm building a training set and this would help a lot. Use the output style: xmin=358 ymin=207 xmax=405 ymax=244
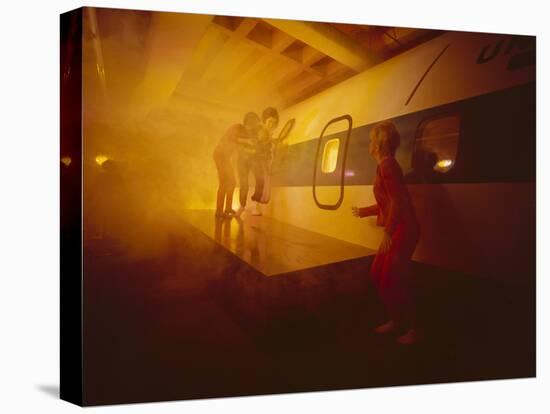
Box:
xmin=352 ymin=121 xmax=420 ymax=345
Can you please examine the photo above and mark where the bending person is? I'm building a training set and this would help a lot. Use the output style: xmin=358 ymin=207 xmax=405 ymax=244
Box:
xmin=213 ymin=120 xmax=248 ymax=218
xmin=352 ymin=121 xmax=420 ymax=345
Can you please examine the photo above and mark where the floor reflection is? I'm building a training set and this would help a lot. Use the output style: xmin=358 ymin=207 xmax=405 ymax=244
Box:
xmin=187 ymin=209 xmax=375 ymax=276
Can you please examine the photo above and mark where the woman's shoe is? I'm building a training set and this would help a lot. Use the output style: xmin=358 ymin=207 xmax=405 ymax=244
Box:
xmin=374 ymin=320 xmax=395 ymax=334
xmin=396 ymin=328 xmax=419 ymax=345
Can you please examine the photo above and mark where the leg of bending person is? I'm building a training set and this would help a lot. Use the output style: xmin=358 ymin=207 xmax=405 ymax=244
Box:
xmin=237 ymin=156 xmax=250 ymax=214
xmin=214 ymin=157 xmax=226 ymax=218
xmin=251 ymin=157 xmax=265 ymax=202
xmin=250 ymin=157 xmax=265 ymax=215
xmin=215 ymin=186 xmax=225 ymax=217
xmin=225 ymin=188 xmax=235 ymax=214
xmin=224 ymin=162 xmax=236 ymax=215
xmin=261 ymin=154 xmax=273 ymax=203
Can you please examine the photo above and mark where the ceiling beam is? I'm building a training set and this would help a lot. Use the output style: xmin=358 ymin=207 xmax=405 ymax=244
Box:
xmin=129 ymin=12 xmax=214 ymax=120
xmin=262 ymin=18 xmax=380 ymax=72
xmin=274 ymin=60 xmax=347 ymax=105
xmin=302 ymin=45 xmax=325 ymax=67
xmin=177 ymin=25 xmax=230 ymax=82
xmin=198 ymin=18 xmax=259 ymax=83
xmin=212 ymin=23 xmax=323 ymax=95
xmin=235 ymin=58 xmax=309 ymax=106
xmin=283 ymin=66 xmax=355 ymax=108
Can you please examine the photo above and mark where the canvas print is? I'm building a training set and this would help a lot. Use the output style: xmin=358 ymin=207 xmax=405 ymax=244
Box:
xmin=60 ymin=6 xmax=536 ymax=406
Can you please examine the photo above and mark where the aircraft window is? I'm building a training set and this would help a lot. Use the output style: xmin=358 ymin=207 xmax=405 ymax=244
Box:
xmin=413 ymin=114 xmax=460 ymax=176
xmin=321 ymin=138 xmax=340 ymax=173
xmin=276 ymin=118 xmax=295 ymax=142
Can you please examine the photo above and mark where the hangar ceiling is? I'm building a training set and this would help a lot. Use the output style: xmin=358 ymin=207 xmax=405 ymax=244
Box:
xmin=173 ymin=15 xmax=443 ymax=111
xmin=82 ymin=8 xmax=443 ymax=124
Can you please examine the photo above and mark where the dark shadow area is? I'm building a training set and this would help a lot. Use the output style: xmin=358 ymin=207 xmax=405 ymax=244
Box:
xmin=82 ymin=212 xmax=535 ymax=406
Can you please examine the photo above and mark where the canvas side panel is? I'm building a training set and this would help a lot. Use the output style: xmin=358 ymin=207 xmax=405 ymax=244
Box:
xmin=60 ymin=7 xmax=83 ymax=406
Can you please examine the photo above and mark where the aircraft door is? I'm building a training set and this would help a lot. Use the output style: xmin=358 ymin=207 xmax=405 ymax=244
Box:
xmin=312 ymin=115 xmax=352 ymax=210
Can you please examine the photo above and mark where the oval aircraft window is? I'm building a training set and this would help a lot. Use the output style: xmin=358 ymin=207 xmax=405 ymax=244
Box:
xmin=271 ymin=118 xmax=296 ymax=176
xmin=412 ymin=113 xmax=460 ymax=181
xmin=277 ymin=118 xmax=296 ymax=142
xmin=321 ymin=138 xmax=340 ymax=173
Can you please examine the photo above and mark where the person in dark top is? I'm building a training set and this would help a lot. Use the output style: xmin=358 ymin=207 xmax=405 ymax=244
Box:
xmin=213 ymin=112 xmax=260 ymax=218
xmin=352 ymin=121 xmax=421 ymax=345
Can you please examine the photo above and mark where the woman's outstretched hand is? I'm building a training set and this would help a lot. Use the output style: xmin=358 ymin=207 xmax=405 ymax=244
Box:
xmin=351 ymin=206 xmax=361 ymax=217
xmin=379 ymin=231 xmax=392 ymax=253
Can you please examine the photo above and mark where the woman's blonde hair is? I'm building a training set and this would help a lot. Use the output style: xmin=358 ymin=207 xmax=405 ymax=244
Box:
xmin=370 ymin=121 xmax=400 ymax=157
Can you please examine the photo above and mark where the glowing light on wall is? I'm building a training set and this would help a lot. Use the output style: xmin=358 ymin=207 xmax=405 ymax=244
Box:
xmin=61 ymin=156 xmax=72 ymax=167
xmin=435 ymin=159 xmax=453 ymax=172
xmin=321 ymin=138 xmax=340 ymax=173
xmin=344 ymin=170 xmax=355 ymax=177
xmin=95 ymin=154 xmax=109 ymax=166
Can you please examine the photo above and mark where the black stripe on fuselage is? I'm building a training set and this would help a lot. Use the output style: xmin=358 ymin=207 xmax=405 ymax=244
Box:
xmin=271 ymin=82 xmax=535 ymax=187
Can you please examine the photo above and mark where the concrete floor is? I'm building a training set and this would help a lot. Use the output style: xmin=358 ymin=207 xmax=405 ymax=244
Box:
xmin=82 ymin=210 xmax=535 ymax=406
